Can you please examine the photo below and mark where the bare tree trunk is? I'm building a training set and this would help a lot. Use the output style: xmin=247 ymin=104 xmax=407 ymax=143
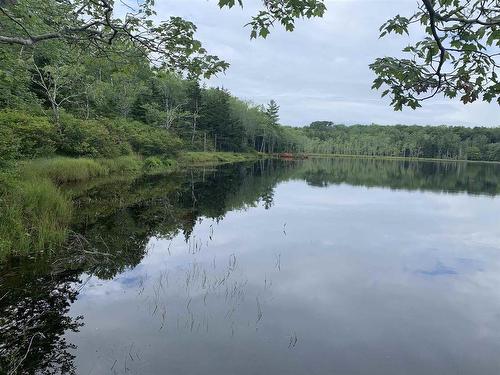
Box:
xmin=84 ymin=88 xmax=90 ymax=120
xmin=191 ymin=101 xmax=199 ymax=145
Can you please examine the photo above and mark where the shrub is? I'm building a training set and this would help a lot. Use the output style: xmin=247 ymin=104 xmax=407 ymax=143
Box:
xmin=0 ymin=125 xmax=19 ymax=160
xmin=466 ymin=146 xmax=482 ymax=161
xmin=486 ymin=143 xmax=500 ymax=161
xmin=0 ymin=110 xmax=184 ymax=160
xmin=105 ymin=118 xmax=184 ymax=156
xmin=0 ymin=110 xmax=57 ymax=159
xmin=58 ymin=113 xmax=128 ymax=158
xmin=143 ymin=156 xmax=163 ymax=171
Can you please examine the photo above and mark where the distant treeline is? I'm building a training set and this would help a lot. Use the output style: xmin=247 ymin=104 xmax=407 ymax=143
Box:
xmin=298 ymin=121 xmax=500 ymax=161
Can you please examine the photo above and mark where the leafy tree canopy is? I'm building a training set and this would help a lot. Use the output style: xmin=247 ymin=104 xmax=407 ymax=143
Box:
xmin=370 ymin=0 xmax=500 ymax=109
xmin=1 ymin=0 xmax=497 ymax=108
xmin=0 ymin=0 xmax=325 ymax=78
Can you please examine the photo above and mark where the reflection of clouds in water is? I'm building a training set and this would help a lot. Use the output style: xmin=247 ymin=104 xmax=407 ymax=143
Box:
xmin=456 ymin=257 xmax=484 ymax=271
xmin=416 ymin=261 xmax=457 ymax=277
xmin=67 ymin=170 xmax=500 ymax=375
xmin=418 ymin=258 xmax=486 ymax=277
xmin=76 ymin=215 xmax=282 ymax=339
xmin=119 ymin=275 xmax=144 ymax=286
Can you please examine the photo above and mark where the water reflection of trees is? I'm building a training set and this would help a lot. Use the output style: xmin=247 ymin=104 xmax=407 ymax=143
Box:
xmin=1 ymin=157 xmax=499 ymax=373
xmin=299 ymin=158 xmax=500 ymax=196
xmin=0 ymin=264 xmax=82 ymax=374
xmin=0 ymin=159 xmax=286 ymax=374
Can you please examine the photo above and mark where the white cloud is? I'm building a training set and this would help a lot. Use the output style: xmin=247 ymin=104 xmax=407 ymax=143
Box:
xmin=151 ymin=0 xmax=499 ymax=127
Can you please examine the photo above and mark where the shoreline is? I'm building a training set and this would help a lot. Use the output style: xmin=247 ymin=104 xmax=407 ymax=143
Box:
xmin=305 ymin=153 xmax=500 ymax=165
xmin=0 ymin=151 xmax=268 ymax=257
xmin=2 ymin=150 xmax=498 ymax=257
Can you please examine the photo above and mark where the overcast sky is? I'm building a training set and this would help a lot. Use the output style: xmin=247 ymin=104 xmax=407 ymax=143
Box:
xmin=153 ymin=0 xmax=499 ymax=127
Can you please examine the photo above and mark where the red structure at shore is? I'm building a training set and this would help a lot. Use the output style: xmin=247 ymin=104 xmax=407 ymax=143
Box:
xmin=277 ymin=153 xmax=308 ymax=160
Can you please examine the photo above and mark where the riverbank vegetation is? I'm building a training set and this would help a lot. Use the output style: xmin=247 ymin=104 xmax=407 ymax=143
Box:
xmin=0 ymin=152 xmax=262 ymax=256
xmin=0 ymin=0 xmax=294 ymax=257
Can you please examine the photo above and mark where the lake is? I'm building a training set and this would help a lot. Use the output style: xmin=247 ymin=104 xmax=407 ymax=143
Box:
xmin=2 ymin=157 xmax=500 ymax=375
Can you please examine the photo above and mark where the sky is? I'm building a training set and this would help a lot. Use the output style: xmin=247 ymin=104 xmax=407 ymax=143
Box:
xmin=152 ymin=0 xmax=499 ymax=127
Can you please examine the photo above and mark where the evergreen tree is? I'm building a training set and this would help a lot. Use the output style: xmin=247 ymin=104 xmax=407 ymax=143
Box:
xmin=266 ymin=100 xmax=280 ymax=126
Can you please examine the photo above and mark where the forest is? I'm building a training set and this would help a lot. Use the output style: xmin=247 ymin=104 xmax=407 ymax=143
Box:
xmin=0 ymin=0 xmax=498 ymax=166
xmin=0 ymin=42 xmax=301 ymax=163
xmin=2 ymin=38 xmax=500 ymax=165
xmin=298 ymin=122 xmax=500 ymax=161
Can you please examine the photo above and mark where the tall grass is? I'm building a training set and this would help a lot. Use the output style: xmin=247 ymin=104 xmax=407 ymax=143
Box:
xmin=178 ymin=151 xmax=263 ymax=165
xmin=0 ymin=152 xmax=257 ymax=257
xmin=0 ymin=177 xmax=72 ymax=256
xmin=21 ymin=157 xmax=107 ymax=183
xmin=0 ymin=155 xmax=142 ymax=257
xmin=21 ymin=155 xmax=142 ymax=184
xmin=99 ymin=155 xmax=142 ymax=175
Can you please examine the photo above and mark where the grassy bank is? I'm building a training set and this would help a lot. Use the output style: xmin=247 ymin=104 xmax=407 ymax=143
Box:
xmin=0 ymin=175 xmax=72 ymax=255
xmin=0 ymin=152 xmax=264 ymax=257
xmin=306 ymin=153 xmax=500 ymax=164
xmin=178 ymin=151 xmax=266 ymax=166
xmin=18 ymin=155 xmax=180 ymax=184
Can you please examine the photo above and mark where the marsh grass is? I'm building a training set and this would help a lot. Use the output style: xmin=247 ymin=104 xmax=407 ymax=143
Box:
xmin=0 ymin=155 xmax=142 ymax=257
xmin=21 ymin=157 xmax=107 ymax=183
xmin=178 ymin=152 xmax=264 ymax=165
xmin=20 ymin=155 xmax=143 ymax=184
xmin=0 ymin=177 xmax=72 ymax=255
xmin=143 ymin=156 xmax=178 ymax=174
xmin=0 ymin=152 xmax=260 ymax=257
xmin=98 ymin=155 xmax=142 ymax=175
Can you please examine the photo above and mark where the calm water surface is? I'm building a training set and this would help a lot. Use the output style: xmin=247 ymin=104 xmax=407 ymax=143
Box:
xmin=2 ymin=158 xmax=500 ymax=374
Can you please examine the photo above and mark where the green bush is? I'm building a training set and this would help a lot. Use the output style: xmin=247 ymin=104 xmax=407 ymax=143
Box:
xmin=0 ymin=110 xmax=57 ymax=159
xmin=0 ymin=110 xmax=184 ymax=160
xmin=486 ymin=143 xmax=500 ymax=161
xmin=143 ymin=156 xmax=163 ymax=171
xmin=0 ymin=125 xmax=19 ymax=160
xmin=466 ymin=146 xmax=482 ymax=161
xmin=105 ymin=118 xmax=184 ymax=156
xmin=58 ymin=113 xmax=129 ymax=158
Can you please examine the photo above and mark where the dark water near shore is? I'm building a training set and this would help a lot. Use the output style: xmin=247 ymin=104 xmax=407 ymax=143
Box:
xmin=2 ymin=157 xmax=500 ymax=374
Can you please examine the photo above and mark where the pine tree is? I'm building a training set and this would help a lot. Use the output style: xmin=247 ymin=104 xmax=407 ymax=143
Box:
xmin=266 ymin=100 xmax=279 ymax=126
